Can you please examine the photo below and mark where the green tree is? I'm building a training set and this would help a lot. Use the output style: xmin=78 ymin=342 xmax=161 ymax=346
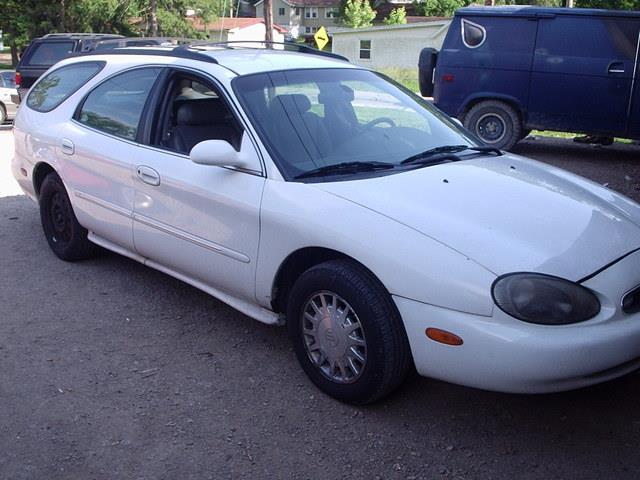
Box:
xmin=415 ymin=0 xmax=472 ymax=17
xmin=342 ymin=0 xmax=376 ymax=28
xmin=575 ymin=0 xmax=640 ymax=8
xmin=383 ymin=6 xmax=407 ymax=25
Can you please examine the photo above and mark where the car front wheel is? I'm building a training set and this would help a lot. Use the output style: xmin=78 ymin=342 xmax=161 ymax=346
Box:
xmin=39 ymin=172 xmax=97 ymax=261
xmin=287 ymin=259 xmax=412 ymax=404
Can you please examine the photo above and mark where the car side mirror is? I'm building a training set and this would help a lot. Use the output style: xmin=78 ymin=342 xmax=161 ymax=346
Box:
xmin=189 ymin=133 xmax=260 ymax=171
xmin=190 ymin=139 xmax=242 ymax=167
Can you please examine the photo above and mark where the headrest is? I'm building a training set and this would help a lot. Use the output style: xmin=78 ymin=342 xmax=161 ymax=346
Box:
xmin=176 ymin=99 xmax=227 ymax=126
xmin=274 ymin=94 xmax=311 ymax=113
xmin=318 ymin=85 xmax=355 ymax=104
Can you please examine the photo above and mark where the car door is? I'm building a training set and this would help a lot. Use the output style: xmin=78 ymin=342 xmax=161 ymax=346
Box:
xmin=627 ymin=28 xmax=640 ymax=138
xmin=132 ymin=68 xmax=265 ymax=303
xmin=64 ymin=66 xmax=163 ymax=252
xmin=528 ymin=15 xmax=639 ymax=136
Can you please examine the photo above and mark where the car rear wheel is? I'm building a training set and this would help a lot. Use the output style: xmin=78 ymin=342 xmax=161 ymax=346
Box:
xmin=39 ymin=172 xmax=97 ymax=261
xmin=287 ymin=259 xmax=412 ymax=404
xmin=464 ymin=100 xmax=522 ymax=151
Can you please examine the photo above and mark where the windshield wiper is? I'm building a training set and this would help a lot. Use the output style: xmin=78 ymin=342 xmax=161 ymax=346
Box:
xmin=294 ymin=161 xmax=395 ymax=180
xmin=400 ymin=145 xmax=503 ymax=166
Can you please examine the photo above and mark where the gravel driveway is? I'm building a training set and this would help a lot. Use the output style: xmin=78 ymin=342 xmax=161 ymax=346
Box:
xmin=2 ymin=127 xmax=640 ymax=480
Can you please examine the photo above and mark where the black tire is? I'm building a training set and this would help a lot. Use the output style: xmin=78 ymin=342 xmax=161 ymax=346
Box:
xmin=464 ymin=100 xmax=522 ymax=151
xmin=39 ymin=172 xmax=97 ymax=261
xmin=287 ymin=259 xmax=412 ymax=404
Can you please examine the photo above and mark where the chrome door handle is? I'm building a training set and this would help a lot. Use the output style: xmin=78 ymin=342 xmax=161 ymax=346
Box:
xmin=61 ymin=138 xmax=75 ymax=155
xmin=136 ymin=165 xmax=161 ymax=186
xmin=608 ymin=61 xmax=625 ymax=74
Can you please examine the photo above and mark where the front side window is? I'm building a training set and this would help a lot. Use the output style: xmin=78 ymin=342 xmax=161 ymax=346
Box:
xmin=359 ymin=40 xmax=371 ymax=59
xmin=305 ymin=7 xmax=318 ymax=18
xmin=77 ymin=68 xmax=161 ymax=141
xmin=27 ymin=42 xmax=75 ymax=66
xmin=233 ymin=69 xmax=475 ymax=181
xmin=26 ymin=62 xmax=104 ymax=112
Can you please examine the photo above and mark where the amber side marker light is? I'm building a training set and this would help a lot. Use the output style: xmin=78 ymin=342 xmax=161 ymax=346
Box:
xmin=426 ymin=328 xmax=464 ymax=346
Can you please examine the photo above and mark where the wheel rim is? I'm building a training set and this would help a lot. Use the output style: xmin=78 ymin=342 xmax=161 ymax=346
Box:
xmin=49 ymin=191 xmax=72 ymax=244
xmin=301 ymin=291 xmax=367 ymax=384
xmin=476 ymin=113 xmax=507 ymax=144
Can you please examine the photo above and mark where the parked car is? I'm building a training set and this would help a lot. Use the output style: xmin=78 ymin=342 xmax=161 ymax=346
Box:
xmin=12 ymin=45 xmax=640 ymax=404
xmin=420 ymin=6 xmax=640 ymax=150
xmin=0 ymin=70 xmax=19 ymax=123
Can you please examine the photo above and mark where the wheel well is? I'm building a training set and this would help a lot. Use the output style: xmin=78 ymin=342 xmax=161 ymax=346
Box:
xmin=462 ymin=97 xmax=523 ymax=122
xmin=271 ymin=247 xmax=354 ymax=314
xmin=33 ymin=163 xmax=56 ymax=198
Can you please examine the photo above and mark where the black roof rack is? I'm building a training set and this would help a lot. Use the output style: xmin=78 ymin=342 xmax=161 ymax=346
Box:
xmin=69 ymin=45 xmax=219 ymax=64
xmin=190 ymin=41 xmax=349 ymax=62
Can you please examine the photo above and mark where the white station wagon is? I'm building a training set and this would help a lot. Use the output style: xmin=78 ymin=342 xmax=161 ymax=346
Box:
xmin=12 ymin=44 xmax=640 ymax=404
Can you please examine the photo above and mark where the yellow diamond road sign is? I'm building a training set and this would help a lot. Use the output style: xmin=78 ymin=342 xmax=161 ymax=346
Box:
xmin=314 ymin=26 xmax=329 ymax=51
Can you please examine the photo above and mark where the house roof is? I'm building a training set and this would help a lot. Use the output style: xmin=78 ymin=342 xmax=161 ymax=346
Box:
xmin=254 ymin=0 xmax=339 ymax=7
xmin=189 ymin=17 xmax=287 ymax=33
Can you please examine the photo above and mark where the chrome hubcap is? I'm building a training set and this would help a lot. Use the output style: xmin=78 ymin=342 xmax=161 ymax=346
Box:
xmin=477 ymin=113 xmax=506 ymax=143
xmin=302 ymin=291 xmax=367 ymax=384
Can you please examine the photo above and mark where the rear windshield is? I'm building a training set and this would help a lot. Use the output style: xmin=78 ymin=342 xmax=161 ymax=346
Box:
xmin=27 ymin=42 xmax=75 ymax=66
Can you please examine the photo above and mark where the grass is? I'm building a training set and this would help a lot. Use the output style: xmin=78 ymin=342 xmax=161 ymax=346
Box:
xmin=0 ymin=63 xmax=13 ymax=70
xmin=378 ymin=68 xmax=419 ymax=93
xmin=531 ymin=130 xmax=633 ymax=144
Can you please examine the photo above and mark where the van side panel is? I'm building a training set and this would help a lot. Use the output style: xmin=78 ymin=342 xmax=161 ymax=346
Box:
xmin=434 ymin=16 xmax=537 ymax=118
xmin=528 ymin=16 xmax=638 ymax=135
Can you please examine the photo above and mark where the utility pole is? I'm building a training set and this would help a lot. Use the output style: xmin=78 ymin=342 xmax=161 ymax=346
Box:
xmin=264 ymin=0 xmax=274 ymax=44
xmin=150 ymin=0 xmax=158 ymax=36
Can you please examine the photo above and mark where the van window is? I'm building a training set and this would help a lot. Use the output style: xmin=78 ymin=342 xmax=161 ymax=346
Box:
xmin=26 ymin=62 xmax=105 ymax=112
xmin=27 ymin=42 xmax=75 ymax=66
xmin=462 ymin=19 xmax=486 ymax=49
xmin=77 ymin=68 xmax=161 ymax=141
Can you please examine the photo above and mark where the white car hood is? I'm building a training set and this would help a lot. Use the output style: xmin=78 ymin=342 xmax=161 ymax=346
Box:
xmin=315 ymin=154 xmax=640 ymax=281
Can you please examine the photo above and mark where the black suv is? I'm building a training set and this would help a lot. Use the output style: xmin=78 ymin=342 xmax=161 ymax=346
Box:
xmin=15 ymin=33 xmax=123 ymax=101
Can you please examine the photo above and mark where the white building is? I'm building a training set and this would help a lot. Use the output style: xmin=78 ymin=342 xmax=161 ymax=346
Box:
xmin=190 ymin=17 xmax=287 ymax=43
xmin=330 ymin=19 xmax=451 ymax=69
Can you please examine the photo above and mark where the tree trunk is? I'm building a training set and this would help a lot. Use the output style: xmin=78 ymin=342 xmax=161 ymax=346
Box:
xmin=10 ymin=42 xmax=19 ymax=67
xmin=150 ymin=0 xmax=158 ymax=36
xmin=484 ymin=0 xmax=495 ymax=5
xmin=565 ymin=0 xmax=574 ymax=6
xmin=60 ymin=0 xmax=66 ymax=31
xmin=264 ymin=0 xmax=274 ymax=45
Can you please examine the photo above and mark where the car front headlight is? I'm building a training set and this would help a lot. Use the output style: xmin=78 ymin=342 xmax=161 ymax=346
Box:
xmin=492 ymin=273 xmax=600 ymax=325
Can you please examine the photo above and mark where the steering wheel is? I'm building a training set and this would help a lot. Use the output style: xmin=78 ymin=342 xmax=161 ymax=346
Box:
xmin=361 ymin=117 xmax=396 ymax=130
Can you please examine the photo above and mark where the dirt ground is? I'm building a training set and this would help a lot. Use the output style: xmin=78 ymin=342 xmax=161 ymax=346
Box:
xmin=2 ymin=127 xmax=640 ymax=479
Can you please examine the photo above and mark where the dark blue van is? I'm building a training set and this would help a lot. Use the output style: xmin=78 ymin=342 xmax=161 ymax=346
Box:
xmin=420 ymin=6 xmax=640 ymax=150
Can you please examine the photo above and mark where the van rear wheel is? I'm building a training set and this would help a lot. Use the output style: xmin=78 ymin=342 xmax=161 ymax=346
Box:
xmin=464 ymin=100 xmax=522 ymax=151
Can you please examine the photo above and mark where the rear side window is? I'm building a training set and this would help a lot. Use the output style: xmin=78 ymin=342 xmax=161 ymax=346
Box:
xmin=26 ymin=62 xmax=105 ymax=112
xmin=27 ymin=42 xmax=75 ymax=66
xmin=77 ymin=68 xmax=161 ymax=141
xmin=461 ymin=19 xmax=486 ymax=49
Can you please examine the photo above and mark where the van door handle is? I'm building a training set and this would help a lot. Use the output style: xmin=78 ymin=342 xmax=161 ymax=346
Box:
xmin=608 ymin=61 xmax=625 ymax=74
xmin=61 ymin=138 xmax=75 ymax=155
xmin=136 ymin=166 xmax=161 ymax=186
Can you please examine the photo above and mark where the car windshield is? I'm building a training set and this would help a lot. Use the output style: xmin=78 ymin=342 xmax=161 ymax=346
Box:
xmin=232 ymin=68 xmax=477 ymax=181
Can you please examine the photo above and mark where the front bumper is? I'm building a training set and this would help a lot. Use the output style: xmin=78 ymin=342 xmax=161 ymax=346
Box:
xmin=394 ymin=249 xmax=640 ymax=394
